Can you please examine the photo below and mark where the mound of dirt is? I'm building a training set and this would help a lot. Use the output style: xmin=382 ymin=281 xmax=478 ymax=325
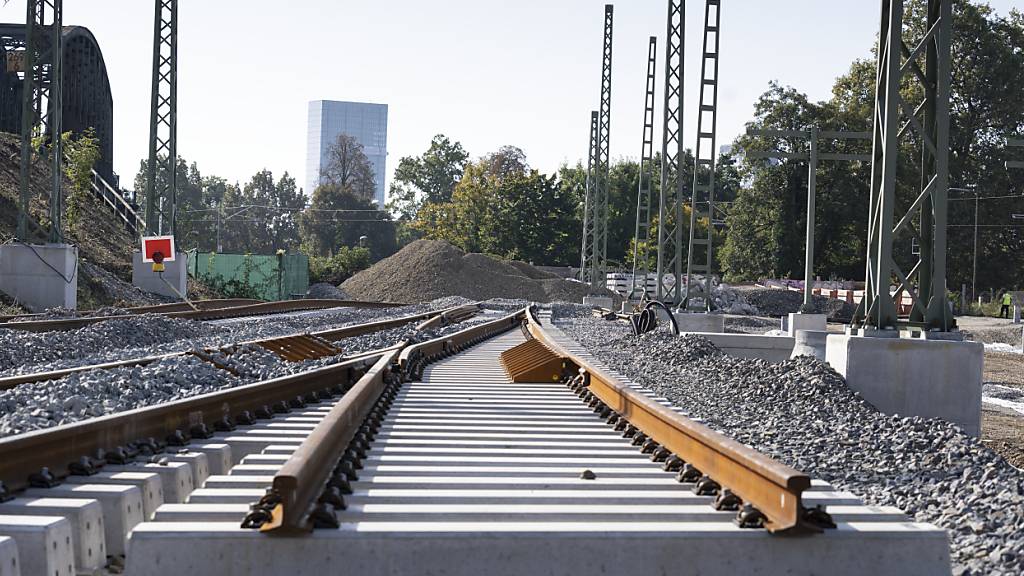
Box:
xmin=340 ymin=240 xmax=618 ymax=304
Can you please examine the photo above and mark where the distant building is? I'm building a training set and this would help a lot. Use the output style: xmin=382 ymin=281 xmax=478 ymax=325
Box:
xmin=305 ymin=100 xmax=388 ymax=206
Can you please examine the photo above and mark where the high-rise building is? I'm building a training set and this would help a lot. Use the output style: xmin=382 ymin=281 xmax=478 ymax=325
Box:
xmin=305 ymin=100 xmax=388 ymax=206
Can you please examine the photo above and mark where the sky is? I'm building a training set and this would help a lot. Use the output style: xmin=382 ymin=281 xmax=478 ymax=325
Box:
xmin=1 ymin=0 xmax=1020 ymax=199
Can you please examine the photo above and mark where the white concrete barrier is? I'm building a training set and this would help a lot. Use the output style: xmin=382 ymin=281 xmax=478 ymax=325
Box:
xmin=826 ymin=335 xmax=984 ymax=436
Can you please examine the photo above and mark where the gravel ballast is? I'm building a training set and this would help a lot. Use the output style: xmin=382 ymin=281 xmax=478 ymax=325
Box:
xmin=0 ymin=304 xmax=500 ymax=437
xmin=554 ymin=309 xmax=1024 ymax=576
xmin=0 ymin=299 xmax=477 ymax=378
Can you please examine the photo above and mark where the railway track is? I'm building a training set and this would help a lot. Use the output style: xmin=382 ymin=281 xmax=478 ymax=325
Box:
xmin=0 ymin=298 xmax=405 ymax=333
xmin=0 ymin=304 xmax=480 ymax=391
xmin=0 ymin=305 xmax=952 ymax=575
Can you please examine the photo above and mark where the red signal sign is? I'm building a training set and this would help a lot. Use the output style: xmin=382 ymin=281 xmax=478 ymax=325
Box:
xmin=141 ymin=236 xmax=176 ymax=263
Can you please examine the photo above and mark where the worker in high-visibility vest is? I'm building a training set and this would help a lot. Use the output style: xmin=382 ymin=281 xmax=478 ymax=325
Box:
xmin=1000 ymin=291 xmax=1013 ymax=319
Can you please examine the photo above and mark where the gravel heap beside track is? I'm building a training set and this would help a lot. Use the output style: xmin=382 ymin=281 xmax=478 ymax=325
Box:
xmin=0 ymin=298 xmax=476 ymax=378
xmin=554 ymin=311 xmax=1024 ymax=576
xmin=341 ymin=240 xmax=618 ymax=304
xmin=0 ymin=308 xmax=496 ymax=437
xmin=741 ymin=287 xmax=856 ymax=320
xmin=307 ymin=282 xmax=349 ymax=300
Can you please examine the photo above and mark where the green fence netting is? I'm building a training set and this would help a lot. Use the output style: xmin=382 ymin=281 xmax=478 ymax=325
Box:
xmin=188 ymin=252 xmax=309 ymax=301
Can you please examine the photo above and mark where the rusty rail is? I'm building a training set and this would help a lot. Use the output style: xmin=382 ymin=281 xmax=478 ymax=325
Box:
xmin=511 ymin=307 xmax=819 ymax=534
xmin=0 ymin=355 xmax=380 ymax=494
xmin=0 ymin=299 xmax=405 ymax=333
xmin=0 ymin=307 xmax=473 ymax=391
xmin=258 ymin=307 xmax=527 ymax=533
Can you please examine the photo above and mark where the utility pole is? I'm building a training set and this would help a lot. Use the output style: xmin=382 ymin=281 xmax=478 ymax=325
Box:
xmin=629 ymin=37 xmax=657 ymax=301
xmin=656 ymin=0 xmax=685 ymax=305
xmin=581 ymin=6 xmax=613 ymax=290
xmin=146 ymin=0 xmax=178 ymax=237
xmin=853 ymin=0 xmax=955 ymax=334
xmin=17 ymin=0 xmax=63 ymax=244
xmin=949 ymin=187 xmax=978 ymax=302
xmin=744 ymin=128 xmax=872 ymax=312
xmin=580 ymin=111 xmax=599 ymax=284
xmin=683 ymin=0 xmax=721 ymax=312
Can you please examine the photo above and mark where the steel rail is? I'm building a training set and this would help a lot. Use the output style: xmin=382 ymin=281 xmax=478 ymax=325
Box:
xmin=0 ymin=298 xmax=262 ymax=323
xmin=0 ymin=355 xmax=380 ymax=494
xmin=260 ymin=307 xmax=528 ymax=533
xmin=518 ymin=307 xmax=818 ymax=534
xmin=0 ymin=299 xmax=406 ymax=333
xmin=0 ymin=307 xmax=474 ymax=391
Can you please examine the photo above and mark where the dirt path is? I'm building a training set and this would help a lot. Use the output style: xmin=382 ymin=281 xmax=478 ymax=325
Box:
xmin=982 ymin=351 xmax=1024 ymax=469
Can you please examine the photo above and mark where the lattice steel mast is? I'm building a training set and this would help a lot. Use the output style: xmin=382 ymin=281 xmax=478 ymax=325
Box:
xmin=595 ymin=5 xmax=613 ymax=289
xmin=629 ymin=37 xmax=658 ymax=300
xmin=146 ymin=0 xmax=178 ymax=237
xmin=852 ymin=0 xmax=954 ymax=333
xmin=17 ymin=0 xmax=63 ymax=243
xmin=580 ymin=111 xmax=600 ymax=282
xmin=656 ymin=0 xmax=685 ymax=304
xmin=683 ymin=0 xmax=721 ymax=311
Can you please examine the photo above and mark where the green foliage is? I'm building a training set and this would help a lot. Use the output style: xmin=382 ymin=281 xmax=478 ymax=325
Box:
xmin=722 ymin=0 xmax=1024 ymax=292
xmin=412 ymin=146 xmax=579 ymax=265
xmin=307 ymin=246 xmax=371 ymax=285
xmin=61 ymin=128 xmax=101 ymax=232
xmin=387 ymin=134 xmax=469 ymax=221
xmin=299 ymin=183 xmax=397 ymax=261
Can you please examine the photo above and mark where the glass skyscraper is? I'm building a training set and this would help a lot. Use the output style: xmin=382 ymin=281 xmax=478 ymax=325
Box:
xmin=305 ymin=100 xmax=388 ymax=207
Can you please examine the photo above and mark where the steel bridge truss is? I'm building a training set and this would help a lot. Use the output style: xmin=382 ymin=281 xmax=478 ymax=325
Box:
xmin=853 ymin=0 xmax=955 ymax=334
xmin=581 ymin=5 xmax=613 ymax=290
xmin=146 ymin=0 xmax=178 ymax=237
xmin=629 ymin=37 xmax=658 ymax=300
xmin=655 ymin=0 xmax=685 ymax=305
xmin=683 ymin=0 xmax=721 ymax=311
xmin=16 ymin=0 xmax=63 ymax=243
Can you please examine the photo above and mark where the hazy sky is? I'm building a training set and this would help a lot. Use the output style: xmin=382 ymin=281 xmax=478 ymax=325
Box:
xmin=1 ymin=0 xmax=1019 ymax=198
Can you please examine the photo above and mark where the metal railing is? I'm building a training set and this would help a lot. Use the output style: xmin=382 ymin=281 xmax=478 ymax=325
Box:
xmin=89 ymin=169 xmax=144 ymax=236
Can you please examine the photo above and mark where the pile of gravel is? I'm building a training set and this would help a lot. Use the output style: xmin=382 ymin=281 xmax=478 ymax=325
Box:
xmin=341 ymin=240 xmax=619 ymax=304
xmin=307 ymin=282 xmax=349 ymax=300
xmin=555 ymin=314 xmax=1024 ymax=576
xmin=724 ymin=315 xmax=779 ymax=334
xmin=742 ymin=287 xmax=856 ymax=320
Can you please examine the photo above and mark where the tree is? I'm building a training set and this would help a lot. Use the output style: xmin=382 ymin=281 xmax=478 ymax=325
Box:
xmin=319 ymin=133 xmax=376 ymax=201
xmin=387 ymin=134 xmax=469 ymax=221
xmin=413 ymin=146 xmax=579 ymax=265
xmin=299 ymin=183 xmax=397 ymax=261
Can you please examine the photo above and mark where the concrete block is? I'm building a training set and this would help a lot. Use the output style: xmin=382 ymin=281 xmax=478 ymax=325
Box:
xmin=0 ymin=498 xmax=105 ymax=573
xmin=673 ymin=313 xmax=725 ymax=334
xmin=0 ymin=243 xmax=77 ymax=312
xmin=164 ymin=451 xmax=211 ymax=489
xmin=582 ymin=296 xmax=613 ymax=309
xmin=826 ymin=334 xmax=984 ymax=436
xmin=0 ymin=536 xmax=18 ymax=576
xmin=0 ymin=515 xmax=75 ymax=576
xmin=63 ymin=471 xmax=164 ymax=519
xmin=123 ymin=521 xmax=951 ymax=576
xmin=188 ymin=444 xmax=233 ymax=476
xmin=684 ymin=332 xmax=795 ymax=362
xmin=131 ymin=251 xmax=187 ymax=299
xmin=103 ymin=462 xmax=194 ymax=504
xmin=791 ymin=330 xmax=828 ymax=360
xmin=151 ymin=503 xmax=250 ymax=523
xmin=23 ymin=483 xmax=144 ymax=557
xmin=787 ymin=313 xmax=826 ymax=337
